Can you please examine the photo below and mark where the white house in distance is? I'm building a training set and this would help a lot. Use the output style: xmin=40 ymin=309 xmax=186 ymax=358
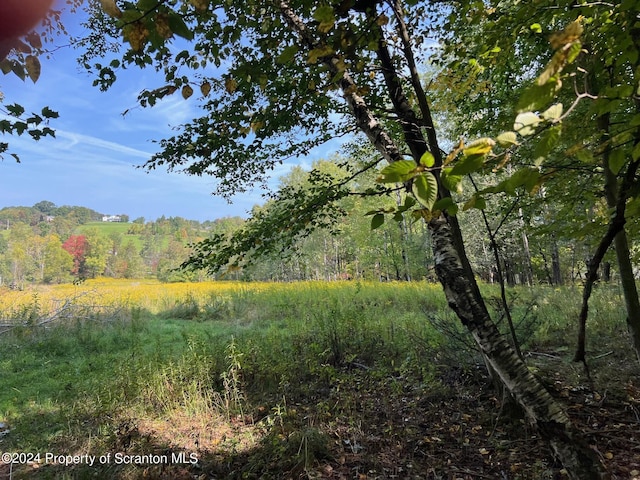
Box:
xmin=102 ymin=215 xmax=122 ymax=222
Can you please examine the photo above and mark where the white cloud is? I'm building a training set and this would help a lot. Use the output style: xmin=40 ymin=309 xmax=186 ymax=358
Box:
xmin=55 ymin=130 xmax=153 ymax=160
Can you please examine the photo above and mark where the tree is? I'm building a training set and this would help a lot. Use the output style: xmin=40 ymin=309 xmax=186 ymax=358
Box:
xmin=77 ymin=0 xmax=619 ymax=476
xmin=433 ymin=0 xmax=640 ymax=362
xmin=33 ymin=200 xmax=57 ymax=215
xmin=82 ymin=227 xmax=110 ymax=278
xmin=62 ymin=234 xmax=88 ymax=276
xmin=109 ymin=240 xmax=143 ymax=278
xmin=43 ymin=234 xmax=73 ymax=283
xmin=6 ymin=222 xmax=37 ymax=284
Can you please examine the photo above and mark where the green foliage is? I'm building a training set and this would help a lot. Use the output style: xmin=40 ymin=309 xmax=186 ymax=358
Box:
xmin=184 ymin=161 xmax=351 ymax=274
xmin=412 ymin=172 xmax=437 ymax=210
xmin=376 ymin=160 xmax=418 ymax=184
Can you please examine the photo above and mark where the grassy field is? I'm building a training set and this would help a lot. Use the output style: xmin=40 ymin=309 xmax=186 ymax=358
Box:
xmin=74 ymin=222 xmax=164 ymax=251
xmin=76 ymin=222 xmax=132 ymax=235
xmin=0 ymin=279 xmax=638 ymax=479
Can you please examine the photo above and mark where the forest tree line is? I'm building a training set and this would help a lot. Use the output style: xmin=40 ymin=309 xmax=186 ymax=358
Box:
xmin=2 ymin=161 xmax=635 ymax=287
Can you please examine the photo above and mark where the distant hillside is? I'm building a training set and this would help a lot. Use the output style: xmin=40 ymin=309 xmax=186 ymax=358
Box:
xmin=0 ymin=202 xmax=247 ymax=284
xmin=0 ymin=200 xmax=106 ymax=227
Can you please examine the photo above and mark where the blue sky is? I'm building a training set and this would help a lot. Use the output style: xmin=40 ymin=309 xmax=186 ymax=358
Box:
xmin=0 ymin=4 xmax=341 ymax=222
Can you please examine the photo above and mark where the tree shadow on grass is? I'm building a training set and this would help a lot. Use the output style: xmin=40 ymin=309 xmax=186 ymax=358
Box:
xmin=3 ymin=324 xmax=640 ymax=479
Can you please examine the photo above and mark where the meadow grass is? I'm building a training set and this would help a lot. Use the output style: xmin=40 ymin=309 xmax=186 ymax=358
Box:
xmin=0 ymin=280 xmax=447 ymax=447
xmin=0 ymin=279 xmax=632 ymax=478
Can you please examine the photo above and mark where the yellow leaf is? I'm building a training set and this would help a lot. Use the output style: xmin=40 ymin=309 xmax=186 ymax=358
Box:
xmin=549 ymin=17 xmax=583 ymax=50
xmin=155 ymin=13 xmax=173 ymax=39
xmin=189 ymin=0 xmax=209 ymax=12
xmin=307 ymin=45 xmax=334 ymax=64
xmin=99 ymin=0 xmax=122 ymax=18
xmin=496 ymin=131 xmax=518 ymax=147
xmin=182 ymin=85 xmax=194 ymax=99
xmin=376 ymin=14 xmax=389 ymax=26
xmin=445 ymin=138 xmax=464 ymax=166
xmin=200 ymin=81 xmax=211 ymax=97
xmin=225 ymin=77 xmax=237 ymax=94
xmin=25 ymin=55 xmax=41 ymax=83
xmin=463 ymin=137 xmax=495 ymax=157
xmin=123 ymin=22 xmax=149 ymax=51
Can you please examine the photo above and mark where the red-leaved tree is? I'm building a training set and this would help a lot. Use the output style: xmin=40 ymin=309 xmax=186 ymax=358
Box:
xmin=62 ymin=234 xmax=87 ymax=276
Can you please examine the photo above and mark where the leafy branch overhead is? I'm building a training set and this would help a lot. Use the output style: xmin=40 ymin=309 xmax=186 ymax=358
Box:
xmin=0 ymin=1 xmax=80 ymax=160
xmin=0 ymin=104 xmax=59 ymax=161
xmin=369 ymin=17 xmax=586 ymax=229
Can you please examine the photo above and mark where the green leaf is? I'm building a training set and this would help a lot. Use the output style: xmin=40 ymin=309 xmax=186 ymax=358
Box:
xmin=533 ymin=125 xmax=561 ymax=165
xmin=11 ymin=62 xmax=25 ymax=81
xmin=419 ymin=151 xmax=435 ymax=167
xmin=376 ymin=160 xmax=417 ymax=183
xmin=566 ymin=41 xmax=582 ymax=64
xmin=514 ymin=112 xmax=541 ymax=136
xmin=277 ymin=45 xmax=299 ymax=64
xmin=0 ymin=59 xmax=12 ymax=75
xmin=463 ymin=194 xmax=486 ymax=211
xmin=397 ymin=195 xmax=417 ymax=213
xmin=308 ymin=45 xmax=334 ymax=64
xmin=440 ymin=167 xmax=463 ymax=193
xmin=626 ymin=196 xmax=640 ymax=219
xmin=168 ymin=12 xmax=194 ymax=40
xmin=412 ymin=172 xmax=438 ymax=210
xmin=121 ymin=9 xmax=142 ymax=23
xmin=6 ymin=104 xmax=25 ymax=117
xmin=313 ymin=5 xmax=335 ymax=33
xmin=14 ymin=122 xmax=28 ymax=135
xmin=517 ymin=79 xmax=560 ymax=113
xmin=371 ymin=213 xmax=385 ymax=230
xmin=432 ymin=197 xmax=458 ymax=215
xmin=508 ymin=168 xmax=541 ymax=194
xmin=137 ymin=0 xmax=157 ymax=10
xmin=496 ymin=131 xmax=518 ymax=148
xmin=530 ymin=23 xmax=542 ymax=33
xmin=574 ymin=147 xmax=594 ymax=163
xmin=449 ymin=154 xmax=485 ymax=176
xmin=608 ymin=148 xmax=627 ymax=175
xmin=633 ymin=142 xmax=640 ymax=162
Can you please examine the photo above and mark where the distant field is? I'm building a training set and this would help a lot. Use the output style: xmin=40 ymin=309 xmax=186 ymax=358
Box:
xmin=75 ymin=221 xmax=171 ymax=250
xmin=76 ymin=221 xmax=132 ymax=235
xmin=0 ymin=278 xmax=257 ymax=317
